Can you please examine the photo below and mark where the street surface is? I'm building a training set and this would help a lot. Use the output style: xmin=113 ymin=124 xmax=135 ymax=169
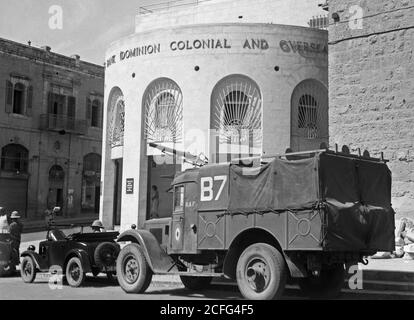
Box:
xmin=0 ymin=229 xmax=409 ymax=300
xmin=1 ymin=272 xmax=413 ymax=300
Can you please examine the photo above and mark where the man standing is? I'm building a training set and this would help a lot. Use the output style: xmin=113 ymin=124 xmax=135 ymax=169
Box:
xmin=150 ymin=185 xmax=160 ymax=219
xmin=0 ymin=207 xmax=9 ymax=234
xmin=9 ymin=211 xmax=23 ymax=265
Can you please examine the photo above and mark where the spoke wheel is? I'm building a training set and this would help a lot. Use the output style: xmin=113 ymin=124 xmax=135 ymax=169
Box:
xmin=66 ymin=257 xmax=86 ymax=287
xmin=20 ymin=256 xmax=37 ymax=283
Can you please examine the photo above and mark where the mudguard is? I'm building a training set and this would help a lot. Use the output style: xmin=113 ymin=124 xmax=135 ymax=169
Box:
xmin=64 ymin=249 xmax=92 ymax=273
xmin=21 ymin=251 xmax=49 ymax=272
xmin=117 ymin=229 xmax=177 ymax=273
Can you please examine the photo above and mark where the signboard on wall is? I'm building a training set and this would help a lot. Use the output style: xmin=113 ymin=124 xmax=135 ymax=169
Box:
xmin=126 ymin=178 xmax=134 ymax=194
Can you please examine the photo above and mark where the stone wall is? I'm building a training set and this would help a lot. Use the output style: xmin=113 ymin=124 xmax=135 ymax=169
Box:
xmin=328 ymin=0 xmax=414 ymax=218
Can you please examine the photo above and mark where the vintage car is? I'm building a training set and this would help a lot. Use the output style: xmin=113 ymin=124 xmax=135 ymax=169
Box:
xmin=0 ymin=233 xmax=18 ymax=277
xmin=20 ymin=225 xmax=120 ymax=287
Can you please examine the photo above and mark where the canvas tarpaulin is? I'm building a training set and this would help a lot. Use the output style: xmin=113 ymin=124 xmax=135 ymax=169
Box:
xmin=226 ymin=153 xmax=395 ymax=252
xmin=228 ymin=157 xmax=319 ymax=213
xmin=319 ymin=153 xmax=395 ymax=252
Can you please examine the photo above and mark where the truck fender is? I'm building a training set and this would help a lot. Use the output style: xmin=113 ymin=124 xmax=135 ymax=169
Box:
xmin=21 ymin=251 xmax=49 ymax=272
xmin=117 ymin=229 xmax=177 ymax=273
xmin=64 ymin=249 xmax=92 ymax=273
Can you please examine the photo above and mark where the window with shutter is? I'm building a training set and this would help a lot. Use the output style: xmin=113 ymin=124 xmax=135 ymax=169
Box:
xmin=5 ymin=81 xmax=13 ymax=113
xmin=26 ymin=85 xmax=33 ymax=117
xmin=67 ymin=96 xmax=76 ymax=118
xmin=86 ymin=97 xmax=92 ymax=126
xmin=47 ymin=92 xmax=54 ymax=114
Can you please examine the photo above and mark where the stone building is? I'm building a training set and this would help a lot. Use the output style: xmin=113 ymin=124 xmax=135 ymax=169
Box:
xmin=327 ymin=0 xmax=414 ymax=218
xmin=101 ymin=0 xmax=328 ymax=230
xmin=0 ymin=38 xmax=104 ymax=228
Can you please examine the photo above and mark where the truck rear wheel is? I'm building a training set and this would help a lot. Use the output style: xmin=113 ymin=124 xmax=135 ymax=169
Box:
xmin=116 ymin=244 xmax=153 ymax=293
xmin=298 ymin=264 xmax=345 ymax=299
xmin=236 ymin=243 xmax=287 ymax=300
xmin=180 ymin=276 xmax=212 ymax=290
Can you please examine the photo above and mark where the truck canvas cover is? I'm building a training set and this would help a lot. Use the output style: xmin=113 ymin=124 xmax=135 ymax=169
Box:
xmin=227 ymin=152 xmax=395 ymax=252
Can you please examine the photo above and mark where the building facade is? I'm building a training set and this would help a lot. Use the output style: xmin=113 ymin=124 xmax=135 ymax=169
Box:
xmin=0 ymin=38 xmax=104 ymax=227
xmin=327 ymin=0 xmax=414 ymax=218
xmin=101 ymin=0 xmax=328 ymax=231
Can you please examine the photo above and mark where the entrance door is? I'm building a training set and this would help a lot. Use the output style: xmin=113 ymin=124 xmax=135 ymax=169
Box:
xmin=0 ymin=178 xmax=28 ymax=217
xmin=113 ymin=159 xmax=123 ymax=226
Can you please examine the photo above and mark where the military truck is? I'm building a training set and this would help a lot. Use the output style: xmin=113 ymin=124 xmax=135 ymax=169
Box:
xmin=115 ymin=148 xmax=395 ymax=300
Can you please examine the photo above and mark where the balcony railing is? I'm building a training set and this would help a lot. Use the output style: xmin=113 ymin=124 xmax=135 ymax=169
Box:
xmin=308 ymin=15 xmax=329 ymax=30
xmin=138 ymin=0 xmax=211 ymax=14
xmin=39 ymin=114 xmax=87 ymax=135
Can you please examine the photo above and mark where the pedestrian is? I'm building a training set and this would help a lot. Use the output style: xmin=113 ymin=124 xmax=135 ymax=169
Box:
xmin=91 ymin=220 xmax=105 ymax=233
xmin=9 ymin=211 xmax=23 ymax=265
xmin=0 ymin=207 xmax=9 ymax=234
xmin=150 ymin=185 xmax=160 ymax=219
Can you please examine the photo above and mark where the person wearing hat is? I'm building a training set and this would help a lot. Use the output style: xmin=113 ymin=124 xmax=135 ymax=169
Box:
xmin=91 ymin=220 xmax=105 ymax=233
xmin=0 ymin=207 xmax=9 ymax=234
xmin=9 ymin=211 xmax=23 ymax=265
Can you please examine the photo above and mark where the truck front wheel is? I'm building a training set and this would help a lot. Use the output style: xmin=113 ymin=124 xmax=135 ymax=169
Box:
xmin=180 ymin=276 xmax=212 ymax=290
xmin=236 ymin=243 xmax=287 ymax=300
xmin=298 ymin=264 xmax=345 ymax=299
xmin=116 ymin=244 xmax=153 ymax=294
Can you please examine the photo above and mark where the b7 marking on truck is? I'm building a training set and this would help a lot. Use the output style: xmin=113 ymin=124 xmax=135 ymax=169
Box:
xmin=200 ymin=176 xmax=228 ymax=201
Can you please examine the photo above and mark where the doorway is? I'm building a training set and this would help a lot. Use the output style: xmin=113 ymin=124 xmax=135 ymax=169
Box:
xmin=113 ymin=159 xmax=123 ymax=226
xmin=146 ymin=155 xmax=181 ymax=220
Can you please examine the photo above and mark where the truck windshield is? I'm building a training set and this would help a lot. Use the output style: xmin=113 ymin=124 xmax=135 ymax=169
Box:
xmin=174 ymin=186 xmax=184 ymax=212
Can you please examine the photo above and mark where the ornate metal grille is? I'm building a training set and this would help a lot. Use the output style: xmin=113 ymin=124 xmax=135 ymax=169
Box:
xmin=291 ymin=79 xmax=328 ymax=151
xmin=211 ymin=77 xmax=262 ymax=155
xmin=143 ymin=79 xmax=183 ymax=144
xmin=108 ymin=88 xmax=125 ymax=148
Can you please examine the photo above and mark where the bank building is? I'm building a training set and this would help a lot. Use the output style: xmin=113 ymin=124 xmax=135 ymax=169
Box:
xmin=101 ymin=0 xmax=329 ymax=230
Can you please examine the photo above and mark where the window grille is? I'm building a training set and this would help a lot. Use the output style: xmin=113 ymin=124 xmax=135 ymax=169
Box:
xmin=211 ymin=76 xmax=262 ymax=159
xmin=291 ymin=79 xmax=328 ymax=151
xmin=108 ymin=88 xmax=125 ymax=148
xmin=144 ymin=79 xmax=183 ymax=144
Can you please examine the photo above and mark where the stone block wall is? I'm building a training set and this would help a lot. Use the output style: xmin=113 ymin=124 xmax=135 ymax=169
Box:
xmin=328 ymin=0 xmax=414 ymax=218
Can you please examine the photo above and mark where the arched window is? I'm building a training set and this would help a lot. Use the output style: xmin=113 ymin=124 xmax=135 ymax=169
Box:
xmin=291 ymin=79 xmax=328 ymax=152
xmin=82 ymin=153 xmax=101 ymax=213
xmin=143 ymin=78 xmax=183 ymax=144
xmin=91 ymin=99 xmax=101 ymax=128
xmin=13 ymin=83 xmax=25 ymax=115
xmin=210 ymin=75 xmax=262 ymax=163
xmin=1 ymin=144 xmax=29 ymax=173
xmin=108 ymin=88 xmax=125 ymax=148
xmin=49 ymin=165 xmax=65 ymax=182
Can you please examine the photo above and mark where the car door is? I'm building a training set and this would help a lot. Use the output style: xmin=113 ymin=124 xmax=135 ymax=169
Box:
xmin=47 ymin=240 xmax=67 ymax=268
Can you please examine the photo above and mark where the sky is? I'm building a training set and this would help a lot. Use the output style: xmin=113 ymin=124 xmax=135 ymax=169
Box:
xmin=0 ymin=0 xmax=159 ymax=65
xmin=0 ymin=0 xmax=320 ymax=65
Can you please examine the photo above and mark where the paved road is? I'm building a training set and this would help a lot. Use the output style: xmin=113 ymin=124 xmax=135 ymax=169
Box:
xmin=0 ymin=274 xmax=243 ymax=300
xmin=1 ymin=273 xmax=411 ymax=300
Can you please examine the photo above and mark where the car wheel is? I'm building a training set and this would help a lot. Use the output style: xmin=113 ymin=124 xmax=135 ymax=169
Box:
xmin=116 ymin=244 xmax=152 ymax=293
xmin=66 ymin=257 xmax=86 ymax=287
xmin=298 ymin=264 xmax=345 ymax=299
xmin=180 ymin=276 xmax=212 ymax=290
xmin=94 ymin=242 xmax=120 ymax=269
xmin=20 ymin=256 xmax=37 ymax=283
xmin=236 ymin=243 xmax=287 ymax=300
